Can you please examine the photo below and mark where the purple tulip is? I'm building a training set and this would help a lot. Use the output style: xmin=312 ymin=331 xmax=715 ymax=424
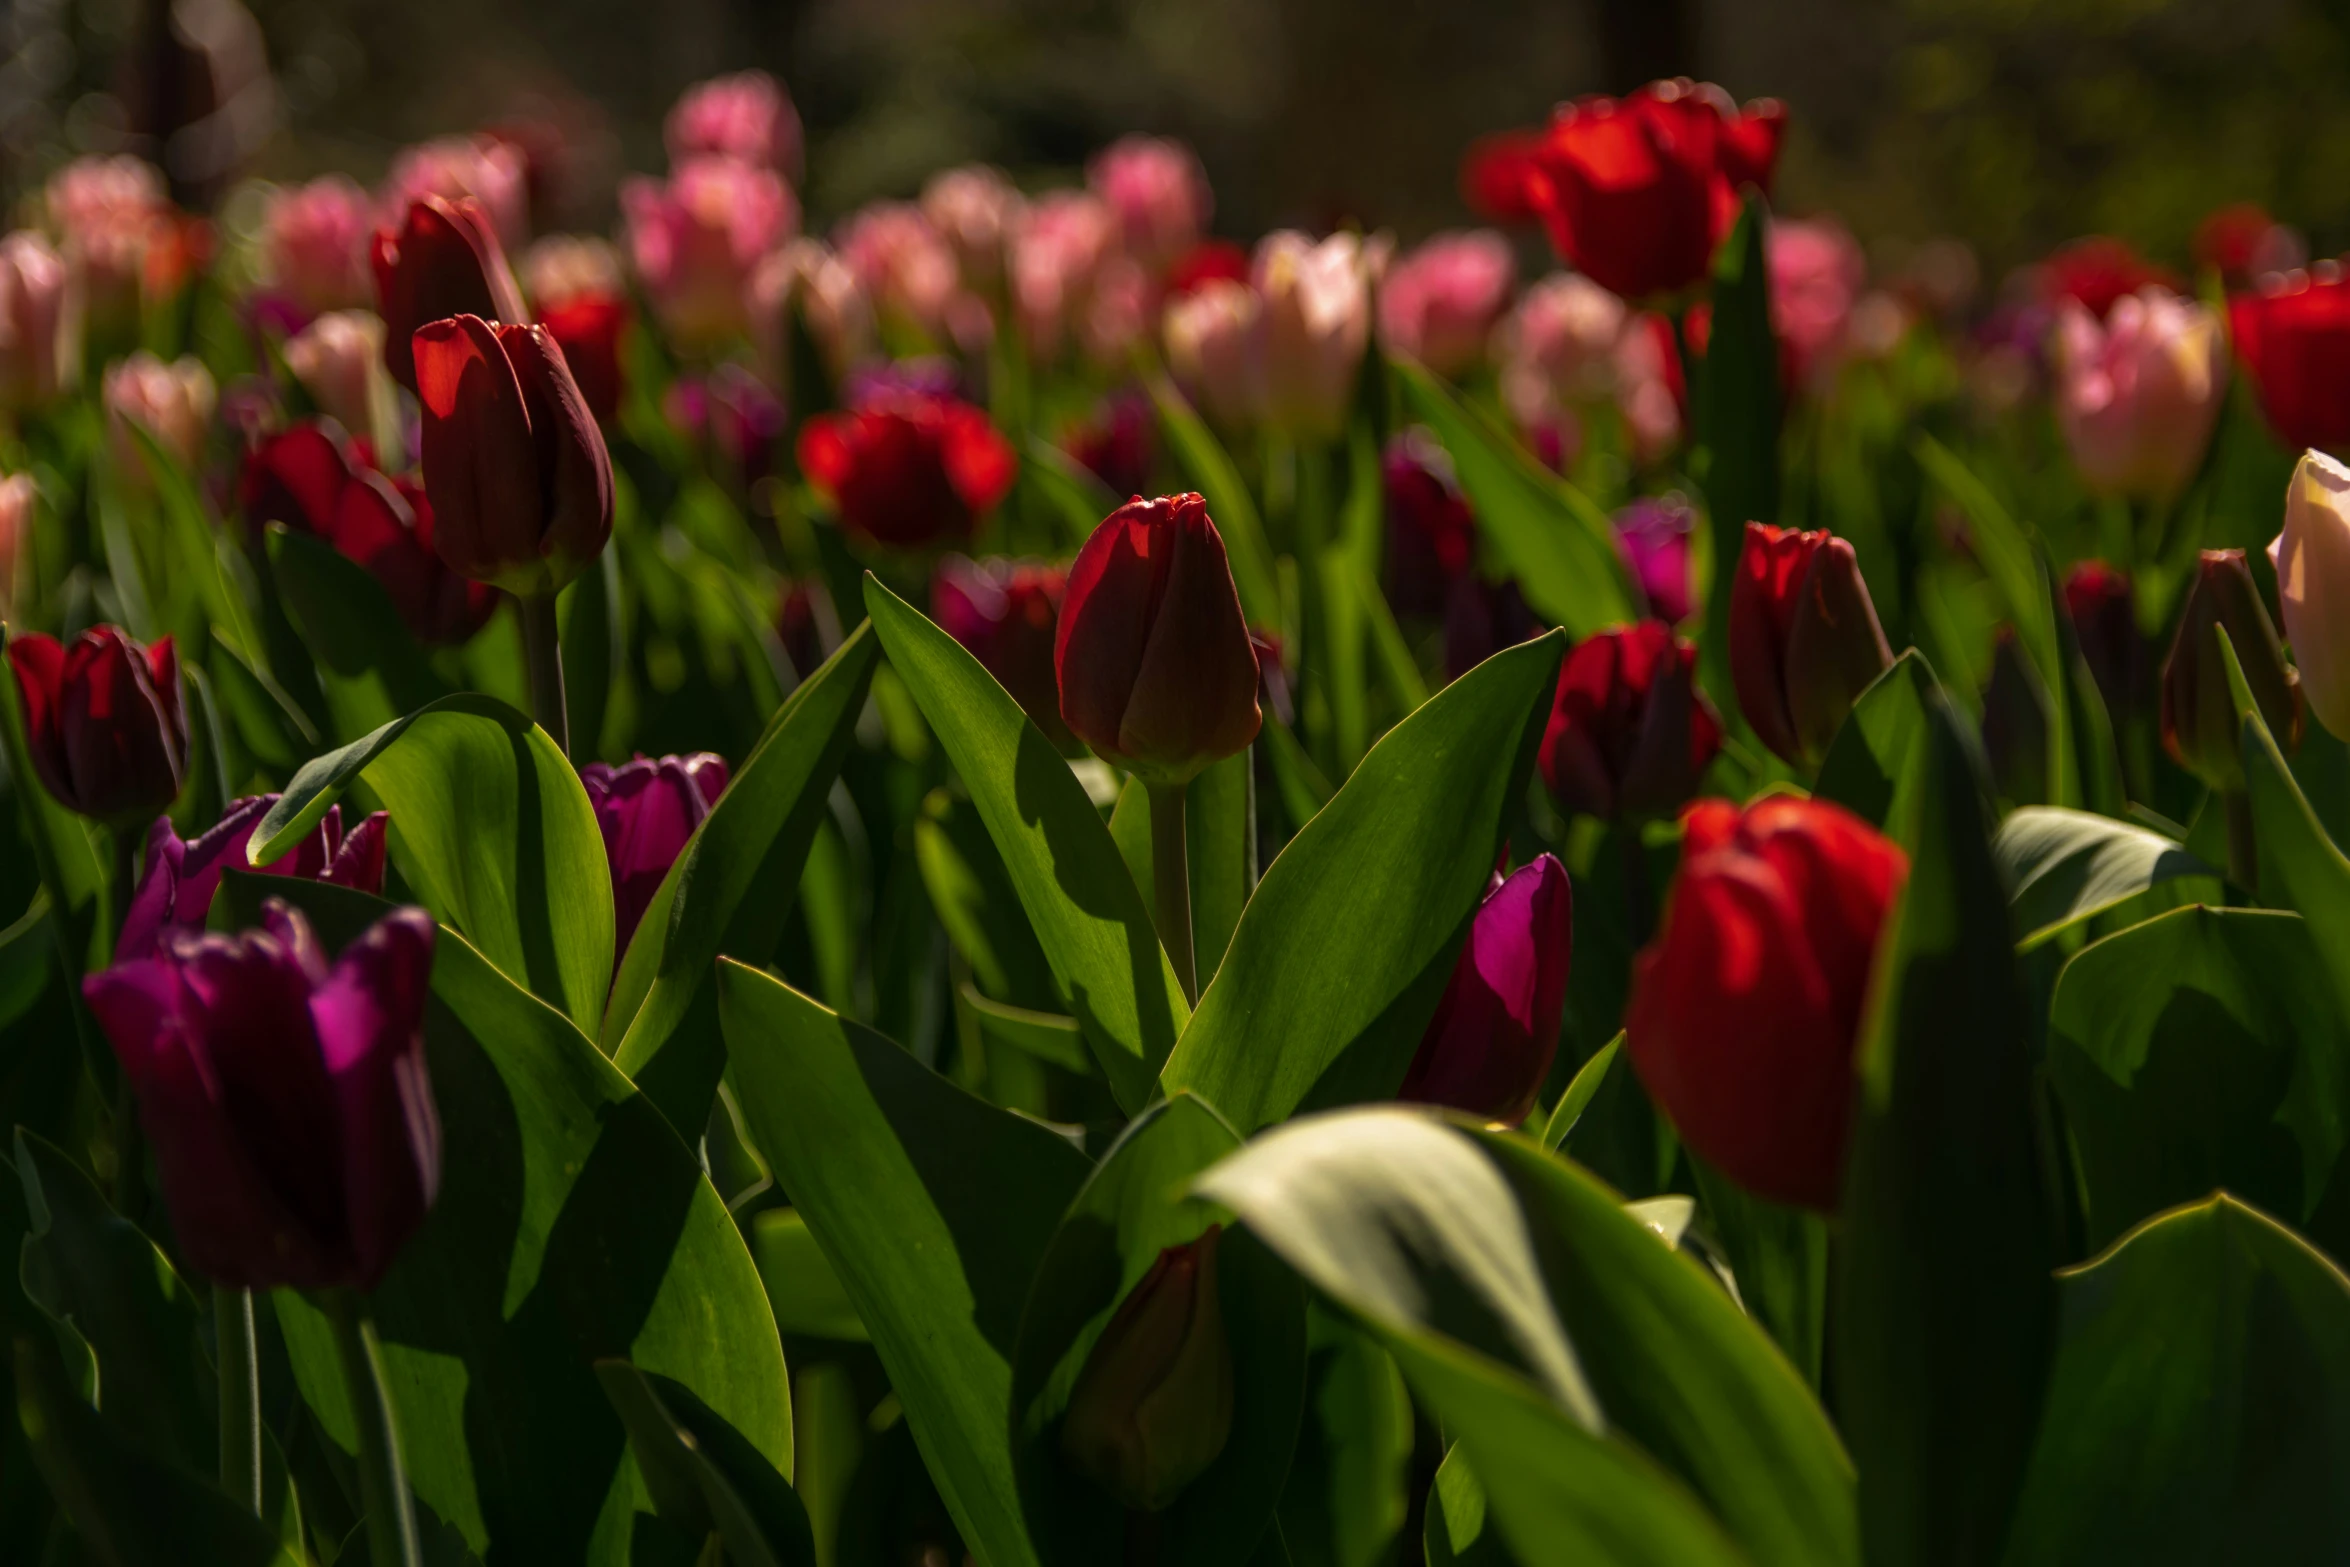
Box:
xmin=82 ymin=900 xmax=439 ymax=1291
xmin=580 ymin=754 xmax=731 ymax=957
xmin=1397 ymin=855 xmax=1573 ymax=1125
xmin=1614 ymin=495 xmax=1696 ymax=624
xmin=119 ymin=795 xmax=388 ymax=962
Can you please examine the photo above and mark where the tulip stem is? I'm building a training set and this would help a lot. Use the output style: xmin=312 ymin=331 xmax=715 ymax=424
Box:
xmin=1148 ymin=782 xmax=1198 ymax=1004
xmin=215 ymin=1284 xmax=261 ymax=1515
xmin=325 ymin=1289 xmax=422 ymax=1567
xmin=2224 ymin=788 xmax=2258 ymax=897
xmin=517 ymin=591 xmax=569 ymax=759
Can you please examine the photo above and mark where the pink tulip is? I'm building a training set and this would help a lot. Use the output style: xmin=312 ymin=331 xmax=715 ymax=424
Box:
xmin=665 ymin=70 xmax=803 ymax=177
xmin=1378 ymin=230 xmax=1516 ymax=379
xmin=624 ymin=156 xmax=797 ymax=353
xmin=104 ymin=352 xmax=215 ymax=475
xmin=1253 ymin=231 xmax=1375 ymax=441
xmin=2053 ymin=287 xmax=2227 ymax=504
xmin=283 ymin=311 xmax=388 ymax=442
xmin=751 ymin=239 xmax=876 ymax=390
xmin=1011 ymin=191 xmax=1118 ymax=362
xmin=1769 ymin=217 xmax=1865 ymax=388
xmin=837 ymin=202 xmax=961 ymax=345
xmin=1087 ymin=135 xmax=1212 ymax=271
xmin=46 ymin=156 xmax=168 ymax=331
xmin=1164 ymin=278 xmax=1262 ymax=429
xmin=263 ymin=176 xmax=375 ymax=316
xmin=381 ymin=136 xmax=532 ymax=253
xmin=922 ymin=165 xmax=1025 ymax=291
xmin=1497 ymin=271 xmax=1629 ymax=418
xmin=1613 ymin=313 xmax=1685 ymax=464
xmin=0 ymin=472 xmax=32 ymax=614
xmin=0 ymin=231 xmax=70 ymax=411
xmin=521 ymin=234 xmax=626 ymax=311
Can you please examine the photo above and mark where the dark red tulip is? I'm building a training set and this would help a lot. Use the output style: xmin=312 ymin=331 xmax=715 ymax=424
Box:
xmin=2160 ymin=548 xmax=2301 ymax=791
xmin=2194 ymin=204 xmax=2302 ymax=288
xmin=933 ymin=555 xmax=1073 ymax=747
xmin=243 ymin=421 xmax=498 ymax=645
xmin=1443 ymin=575 xmax=1541 ymax=683
xmin=82 ymin=900 xmax=439 ymax=1290
xmin=7 ymin=626 xmax=187 ymax=824
xmin=1055 ymin=493 xmax=1262 ymax=786
xmin=119 ymin=794 xmax=386 ymax=962
xmin=580 ymin=753 xmax=730 ymax=958
xmin=1458 ymin=129 xmax=1549 ymax=224
xmin=796 ymin=391 xmax=1016 ymax=552
xmin=1540 ymin=621 xmax=1720 ymax=823
xmin=2063 ymin=561 xmax=2151 ymax=724
xmin=370 ymin=195 xmax=527 ymax=393
xmin=2231 ymin=271 xmax=2350 ymax=454
xmin=1728 ymin=522 xmax=1894 ymax=770
xmin=2040 ymin=236 xmax=2179 ymax=321
xmin=537 ymin=293 xmax=627 ymax=426
xmin=1384 ymin=430 xmax=1476 ymax=619
xmin=1060 ymin=1224 xmax=1234 ymax=1512
xmin=1625 ymin=796 xmax=1907 ymax=1211
xmin=413 ymin=314 xmax=614 ymax=597
xmin=1397 ymin=855 xmax=1572 ymax=1125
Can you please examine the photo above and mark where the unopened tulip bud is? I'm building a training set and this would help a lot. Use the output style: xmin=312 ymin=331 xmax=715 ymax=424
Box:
xmin=1540 ymin=622 xmax=1720 ymax=823
xmin=580 ymin=753 xmax=730 ymax=957
xmin=2162 ymin=548 xmax=2301 ymax=790
xmin=372 ymin=195 xmax=527 ymax=393
xmin=1728 ymin=522 xmax=1893 ymax=770
xmin=2052 ymin=288 xmax=2227 ymax=505
xmin=1055 ymin=494 xmax=1262 ymax=786
xmin=666 ymin=70 xmax=803 ymax=176
xmin=2274 ymin=451 xmax=2350 ymax=740
xmin=1164 ymin=279 xmax=1262 ymax=430
xmin=2064 ymin=561 xmax=2151 ymax=725
xmin=1060 ymin=1225 xmax=1235 ymax=1512
xmin=1397 ymin=856 xmax=1573 ymax=1124
xmin=7 ymin=625 xmax=187 ymax=824
xmin=1253 ymin=231 xmax=1373 ymax=441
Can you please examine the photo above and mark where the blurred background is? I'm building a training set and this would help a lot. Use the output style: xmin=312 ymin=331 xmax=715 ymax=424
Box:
xmin=6 ymin=0 xmax=2350 ymax=272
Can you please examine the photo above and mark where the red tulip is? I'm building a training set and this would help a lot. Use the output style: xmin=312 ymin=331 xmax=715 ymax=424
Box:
xmin=1164 ymin=240 xmax=1250 ymax=300
xmin=1728 ymin=522 xmax=1893 ymax=770
xmin=2064 ymin=560 xmax=2152 ymax=724
xmin=934 ymin=555 xmax=1072 ymax=746
xmin=1625 ymin=796 xmax=1908 ymax=1211
xmin=537 ymin=292 xmax=627 ymax=425
xmin=1540 ymin=621 xmax=1720 ymax=823
xmin=119 ymin=794 xmax=387 ymax=962
xmin=370 ymin=195 xmax=526 ymax=393
xmin=796 ymin=392 xmax=1016 ymax=552
xmin=1458 ymin=129 xmax=1549 ymax=224
xmin=1055 ymin=494 xmax=1262 ymax=786
xmin=1396 ymin=855 xmax=1573 ymax=1125
xmin=7 ymin=625 xmax=187 ymax=824
xmin=2231 ymin=270 xmax=2350 ymax=454
xmin=2039 ymin=236 xmax=2179 ymax=321
xmin=1384 ymin=430 xmax=1476 ymax=618
xmin=413 ymin=314 xmax=614 ymax=597
xmin=2160 ymin=548 xmax=2301 ymax=791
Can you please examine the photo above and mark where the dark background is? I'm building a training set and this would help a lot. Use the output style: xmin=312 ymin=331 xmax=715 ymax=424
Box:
xmin=8 ymin=0 xmax=2350 ymax=275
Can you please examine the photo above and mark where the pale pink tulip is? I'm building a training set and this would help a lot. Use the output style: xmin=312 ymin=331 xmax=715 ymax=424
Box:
xmin=1087 ymin=136 xmax=1211 ymax=271
xmin=105 ymin=352 xmax=216 ymax=475
xmin=382 ymin=136 xmax=531 ymax=253
xmin=46 ymin=156 xmax=167 ymax=330
xmin=0 ymin=232 xmax=71 ymax=410
xmin=2053 ymin=287 xmax=2227 ymax=504
xmin=2271 ymin=450 xmax=2350 ymax=740
xmin=922 ymin=166 xmax=1024 ymax=291
xmin=751 ymin=240 xmax=877 ymax=390
xmin=1164 ymin=279 xmax=1261 ymax=429
xmin=1497 ymin=272 xmax=1628 ymax=405
xmin=1011 ymin=191 xmax=1117 ymax=362
xmin=1254 ymin=231 xmax=1374 ymax=441
xmin=0 ymin=472 xmax=33 ymax=613
xmin=522 ymin=234 xmax=626 ymax=311
xmin=1770 ymin=218 xmax=1865 ymax=388
xmin=284 ymin=311 xmax=388 ymax=441
xmin=1378 ymin=230 xmax=1515 ymax=379
xmin=837 ymin=202 xmax=961 ymax=345
xmin=666 ymin=70 xmax=802 ymax=178
xmin=262 ymin=176 xmax=375 ymax=316
xmin=624 ymin=156 xmax=797 ymax=353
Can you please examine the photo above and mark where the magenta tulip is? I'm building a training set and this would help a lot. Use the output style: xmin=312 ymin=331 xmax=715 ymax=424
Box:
xmin=580 ymin=754 xmax=731 ymax=957
xmin=119 ymin=795 xmax=387 ymax=962
xmin=1397 ymin=855 xmax=1573 ymax=1126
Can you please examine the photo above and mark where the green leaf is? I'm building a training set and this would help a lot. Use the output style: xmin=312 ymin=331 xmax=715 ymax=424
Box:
xmin=1161 ymin=633 xmax=1562 ymax=1131
xmin=1814 ymin=650 xmax=1945 ymax=831
xmin=560 ymin=549 xmax=621 ymax=762
xmin=1424 ymin=1443 xmax=1509 ymax=1567
xmin=1542 ymin=1034 xmax=1622 ymax=1152
xmin=1697 ymin=192 xmax=1782 ymax=718
xmin=1833 ymin=692 xmax=2058 ymax=1567
xmin=2006 ymin=1195 xmax=2350 ymax=1565
xmin=917 ymin=788 xmax=1061 ymax=1012
xmin=1995 ymin=807 xmax=2220 ymax=949
xmin=605 ymin=623 xmax=881 ymax=1133
xmin=866 ymin=574 xmax=1187 ymax=1112
xmin=1393 ymin=361 xmax=1636 ymax=638
xmin=1146 ymin=372 xmax=1282 ymax=626
xmin=1689 ymin=1158 xmax=1829 ymax=1391
xmin=751 ymin=1208 xmax=867 ymax=1342
xmin=1277 ymin=1307 xmax=1415 ymax=1567
xmin=1011 ymin=1095 xmax=1306 ymax=1566
xmin=2049 ymin=905 xmax=2350 ymax=1258
xmin=267 ymin=524 xmax=451 ymax=744
xmin=1198 ymin=1108 xmax=1857 ymax=1567
xmin=1188 ymin=748 xmax=1255 ymax=989
xmin=596 ymin=1359 xmax=820 ymax=1567
xmin=717 ymin=962 xmax=1095 ymax=1567
xmin=224 ymin=874 xmax=791 ymax=1566
xmin=1022 ymin=435 xmax=1121 ymax=549
xmin=962 ymin=987 xmax=1095 ymax=1076
xmin=251 ymin=693 xmax=613 ymax=1036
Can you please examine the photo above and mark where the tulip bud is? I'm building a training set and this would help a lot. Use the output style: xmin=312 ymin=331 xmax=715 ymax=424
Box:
xmin=796 ymin=391 xmax=1015 ymax=552
xmin=284 ymin=310 xmax=390 ymax=443
xmin=1397 ymin=856 xmax=1573 ymax=1124
xmin=1060 ymin=1225 xmax=1235 ymax=1512
xmin=7 ymin=625 xmax=187 ymax=824
xmin=2162 ymin=548 xmax=2302 ymax=789
xmin=1166 ymin=240 xmax=1250 ymax=299
xmin=82 ymin=901 xmax=439 ymax=1290
xmin=1626 ymin=796 xmax=1908 ymax=1210
xmin=1377 ymin=231 xmax=1516 ymax=380
xmin=2040 ymin=236 xmax=2178 ymax=321
xmin=1384 ymin=429 xmax=1476 ymax=618
xmin=2194 ymin=203 xmax=2305 ymax=290
xmin=372 ymin=195 xmax=528 ymax=394
xmin=1055 ymin=494 xmax=1262 ymax=786
xmin=413 ymin=314 xmax=615 ymax=598
xmin=2273 ymin=451 xmax=2350 ymax=740
xmin=579 ymin=753 xmax=730 ymax=957
xmin=103 ymin=351 xmax=215 ymax=476
xmin=2052 ymin=288 xmax=2227 ymax=505
xmin=0 ymin=231 xmax=71 ymax=412
xmin=934 ymin=556 xmax=1073 ymax=747
xmin=119 ymin=795 xmax=386 ymax=962
xmin=262 ymin=176 xmax=376 ymax=317
xmin=1728 ymin=522 xmax=1894 ymax=771
xmin=381 ymin=136 xmax=531 ymax=253
xmin=1540 ymin=622 xmax=1721 ymax=823
xmin=1253 ymin=231 xmax=1373 ymax=441
xmin=2231 ymin=271 xmax=2350 ymax=455
xmin=622 ymin=157 xmax=796 ymax=354
xmin=1087 ymin=136 xmax=1212 ymax=273
xmin=1164 ymin=279 xmax=1263 ymax=431
xmin=2064 ymin=561 xmax=2151 ymax=726
xmin=666 ymin=70 xmax=803 ymax=176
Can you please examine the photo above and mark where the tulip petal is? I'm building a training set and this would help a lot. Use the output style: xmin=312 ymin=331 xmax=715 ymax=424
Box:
xmin=313 ymin=906 xmax=439 ymax=1290
xmin=323 ymin=811 xmax=390 ymax=893
xmin=1116 ymin=500 xmax=1263 ymax=778
xmin=1399 ymin=855 xmax=1573 ymax=1123
xmin=116 ymin=815 xmax=187 ymax=962
xmin=415 ymin=314 xmax=544 ymax=589
xmin=499 ymin=322 xmax=615 ymax=586
xmin=1782 ymin=538 xmax=1892 ymax=762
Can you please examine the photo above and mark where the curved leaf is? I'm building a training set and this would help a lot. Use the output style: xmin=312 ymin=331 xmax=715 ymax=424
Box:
xmin=597 ymin=1359 xmax=819 ymax=1567
xmin=1145 ymin=372 xmax=1281 ymax=625
xmin=1814 ymin=650 xmax=1945 ymax=831
xmin=267 ymin=524 xmax=451 ymax=744
xmin=1996 ymin=807 xmax=2218 ymax=949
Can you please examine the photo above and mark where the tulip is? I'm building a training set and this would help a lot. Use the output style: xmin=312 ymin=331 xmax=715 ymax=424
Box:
xmin=538 ymin=293 xmax=627 ymax=425
xmin=1011 ymin=192 xmax=1118 ymax=363
xmin=2231 ymin=270 xmax=2350 ymax=455
xmin=1497 ymin=272 xmax=1628 ymax=418
xmin=2052 ymin=288 xmax=2227 ymax=505
xmin=103 ymin=351 xmax=215 ymax=475
xmin=934 ymin=555 xmax=1072 ymax=747
xmin=922 ymin=165 xmax=1025 ymax=290
xmin=0 ymin=472 xmax=30 ymax=615
xmin=837 ymin=202 xmax=962 ymax=347
xmin=262 ymin=176 xmax=376 ymax=317
xmin=283 ymin=310 xmax=390 ymax=443
xmin=667 ymin=366 xmax=788 ymax=486
xmin=1060 ymin=1225 xmax=1234 ymax=1512
xmin=1384 ymin=429 xmax=1476 ymax=618
xmin=2161 ymin=548 xmax=2302 ymax=792
xmin=412 ymin=314 xmax=615 ymax=598
xmin=1254 ymin=231 xmax=1374 ymax=441
xmin=2193 ymin=204 xmax=2304 ymax=290
xmin=1163 ymin=279 xmax=1262 ymax=430
xmin=796 ymin=391 xmax=1015 ymax=552
xmin=381 ymin=135 xmax=532 ymax=253
xmin=1614 ymin=312 xmax=1687 ymax=464
xmin=1614 ymin=495 xmax=1696 ymax=624
xmin=1061 ymin=390 xmax=1154 ymax=501
xmin=371 ymin=195 xmax=528 ymax=394
xmin=2039 ymin=236 xmax=2178 ymax=321
xmin=1087 ymin=135 xmax=1213 ymax=272
xmin=119 ymin=795 xmax=387 ymax=962
xmin=0 ymin=231 xmax=71 ymax=411
xmin=1443 ymin=576 xmax=1540 ymax=683
xmin=1394 ymin=855 xmax=1572 ymax=1124
xmin=82 ymin=900 xmax=439 ymax=1290
xmin=2064 ymin=560 xmax=2151 ymax=725
xmin=1729 ymin=522 xmax=1894 ymax=770
xmin=521 ymin=235 xmax=626 ymax=313
xmin=1377 ymin=230 xmax=1516 ymax=380
xmin=580 ymin=754 xmax=730 ymax=958
xmin=2273 ymin=451 xmax=2350 ymax=740
xmin=46 ymin=156 xmax=168 ymax=336
xmin=1625 ymin=796 xmax=1905 ymax=1210
xmin=666 ymin=70 xmax=803 ymax=176
xmin=7 ymin=625 xmax=187 ymax=824
xmin=1458 ymin=129 xmax=1548 ymax=224
xmin=1055 ymin=493 xmax=1262 ymax=786
xmin=750 ymin=238 xmax=877 ymax=394
xmin=1770 ymin=218 xmax=1865 ymax=390
xmin=1539 ymin=622 xmax=1720 ymax=823
xmin=243 ymin=421 xmax=497 ymax=646
xmin=623 ymin=157 xmax=796 ymax=355
xmin=1165 ymin=240 xmax=1250 ymax=299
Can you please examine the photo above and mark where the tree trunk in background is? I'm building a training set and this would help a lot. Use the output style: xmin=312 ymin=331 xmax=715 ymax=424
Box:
xmin=1597 ymin=0 xmax=1698 ymax=91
